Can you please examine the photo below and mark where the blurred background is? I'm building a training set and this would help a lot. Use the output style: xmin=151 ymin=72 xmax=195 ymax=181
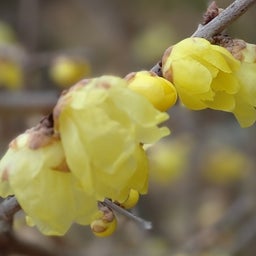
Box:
xmin=0 ymin=0 xmax=256 ymax=255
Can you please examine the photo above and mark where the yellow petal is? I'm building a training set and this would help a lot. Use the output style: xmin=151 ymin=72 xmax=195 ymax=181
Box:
xmin=233 ymin=92 xmax=256 ymax=127
xmin=177 ymin=87 xmax=207 ymax=110
xmin=211 ymin=72 xmax=240 ymax=94
xmin=236 ymin=62 xmax=256 ymax=106
xmin=204 ymin=92 xmax=235 ymax=111
xmin=172 ymin=58 xmax=212 ymax=94
xmin=126 ymin=71 xmax=177 ymax=111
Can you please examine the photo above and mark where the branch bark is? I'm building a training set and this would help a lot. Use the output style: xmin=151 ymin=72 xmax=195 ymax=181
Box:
xmin=192 ymin=0 xmax=256 ymax=39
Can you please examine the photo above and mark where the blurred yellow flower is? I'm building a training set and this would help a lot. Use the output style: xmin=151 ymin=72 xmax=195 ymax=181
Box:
xmin=162 ymin=37 xmax=240 ymax=112
xmin=201 ymin=146 xmax=250 ymax=185
xmin=53 ymin=76 xmax=170 ymax=202
xmin=0 ymin=124 xmax=98 ymax=236
xmin=49 ymin=55 xmax=91 ymax=88
xmin=148 ymin=136 xmax=192 ymax=185
xmin=125 ymin=70 xmax=177 ymax=111
xmin=0 ymin=58 xmax=23 ymax=90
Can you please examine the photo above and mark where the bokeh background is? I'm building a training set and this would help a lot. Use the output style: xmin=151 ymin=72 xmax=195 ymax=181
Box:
xmin=0 ymin=0 xmax=256 ymax=255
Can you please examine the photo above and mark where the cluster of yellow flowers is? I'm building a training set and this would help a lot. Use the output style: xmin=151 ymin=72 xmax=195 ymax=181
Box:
xmin=162 ymin=37 xmax=256 ymax=127
xmin=0 ymin=73 xmax=176 ymax=236
xmin=0 ymin=35 xmax=255 ymax=237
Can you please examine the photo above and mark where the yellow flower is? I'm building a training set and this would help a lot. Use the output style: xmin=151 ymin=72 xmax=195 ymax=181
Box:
xmin=162 ymin=37 xmax=240 ymax=111
xmin=125 ymin=70 xmax=177 ymax=111
xmin=201 ymin=146 xmax=250 ymax=185
xmin=227 ymin=39 xmax=256 ymax=127
xmin=0 ymin=58 xmax=23 ymax=90
xmin=53 ymin=76 xmax=170 ymax=203
xmin=49 ymin=56 xmax=91 ymax=88
xmin=148 ymin=136 xmax=192 ymax=185
xmin=0 ymin=122 xmax=98 ymax=236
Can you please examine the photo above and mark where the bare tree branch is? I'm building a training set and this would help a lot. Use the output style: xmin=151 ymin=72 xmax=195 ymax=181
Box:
xmin=192 ymin=0 xmax=256 ymax=39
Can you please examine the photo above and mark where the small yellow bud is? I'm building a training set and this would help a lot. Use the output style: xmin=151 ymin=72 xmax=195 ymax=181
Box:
xmin=0 ymin=58 xmax=23 ymax=90
xmin=120 ymin=189 xmax=139 ymax=209
xmin=90 ymin=207 xmax=117 ymax=237
xmin=49 ymin=56 xmax=91 ymax=87
xmin=125 ymin=70 xmax=177 ymax=111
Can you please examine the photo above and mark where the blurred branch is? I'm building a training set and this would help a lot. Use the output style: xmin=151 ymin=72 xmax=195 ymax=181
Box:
xmin=0 ymin=91 xmax=58 ymax=114
xmin=0 ymin=197 xmax=20 ymax=231
xmin=18 ymin=0 xmax=40 ymax=51
xmin=176 ymin=196 xmax=255 ymax=254
xmin=228 ymin=215 xmax=256 ymax=255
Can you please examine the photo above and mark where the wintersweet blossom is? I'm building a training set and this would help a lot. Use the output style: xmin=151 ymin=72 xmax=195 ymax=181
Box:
xmin=0 ymin=120 xmax=98 ymax=235
xmin=227 ymin=39 xmax=256 ymax=127
xmin=53 ymin=76 xmax=170 ymax=203
xmin=162 ymin=37 xmax=240 ymax=111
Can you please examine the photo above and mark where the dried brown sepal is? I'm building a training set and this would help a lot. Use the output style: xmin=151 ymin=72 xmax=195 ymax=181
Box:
xmin=202 ymin=1 xmax=221 ymax=25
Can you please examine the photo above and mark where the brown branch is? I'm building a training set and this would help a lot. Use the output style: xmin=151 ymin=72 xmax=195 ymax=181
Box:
xmin=192 ymin=0 xmax=256 ymax=39
xmin=0 ymin=196 xmax=20 ymax=231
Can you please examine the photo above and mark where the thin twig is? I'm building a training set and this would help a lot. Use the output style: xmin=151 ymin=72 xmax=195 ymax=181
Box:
xmin=104 ymin=199 xmax=152 ymax=230
xmin=192 ymin=0 xmax=256 ymax=39
xmin=0 ymin=196 xmax=21 ymax=220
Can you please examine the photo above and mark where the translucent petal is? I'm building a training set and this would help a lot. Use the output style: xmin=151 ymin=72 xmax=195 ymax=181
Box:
xmin=233 ymin=92 xmax=256 ymax=127
xmin=201 ymin=46 xmax=235 ymax=73
xmin=211 ymin=72 xmax=240 ymax=94
xmin=170 ymin=37 xmax=211 ymax=60
xmin=177 ymin=88 xmax=207 ymax=110
xmin=109 ymin=84 xmax=170 ymax=143
xmin=204 ymin=92 xmax=235 ymax=111
xmin=211 ymin=44 xmax=240 ymax=71
xmin=172 ymin=58 xmax=212 ymax=94
xmin=13 ymin=170 xmax=97 ymax=235
xmin=58 ymin=111 xmax=93 ymax=193
xmin=236 ymin=63 xmax=256 ymax=105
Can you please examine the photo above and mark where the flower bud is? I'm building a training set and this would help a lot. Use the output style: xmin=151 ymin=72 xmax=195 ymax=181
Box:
xmin=49 ymin=56 xmax=91 ymax=87
xmin=120 ymin=189 xmax=139 ymax=209
xmin=90 ymin=207 xmax=117 ymax=237
xmin=125 ymin=70 xmax=177 ymax=111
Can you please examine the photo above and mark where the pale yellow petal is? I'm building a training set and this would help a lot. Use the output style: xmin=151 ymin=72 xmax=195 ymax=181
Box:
xmin=172 ymin=58 xmax=212 ymax=94
xmin=211 ymin=72 xmax=240 ymax=94
xmin=204 ymin=92 xmax=235 ymax=111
